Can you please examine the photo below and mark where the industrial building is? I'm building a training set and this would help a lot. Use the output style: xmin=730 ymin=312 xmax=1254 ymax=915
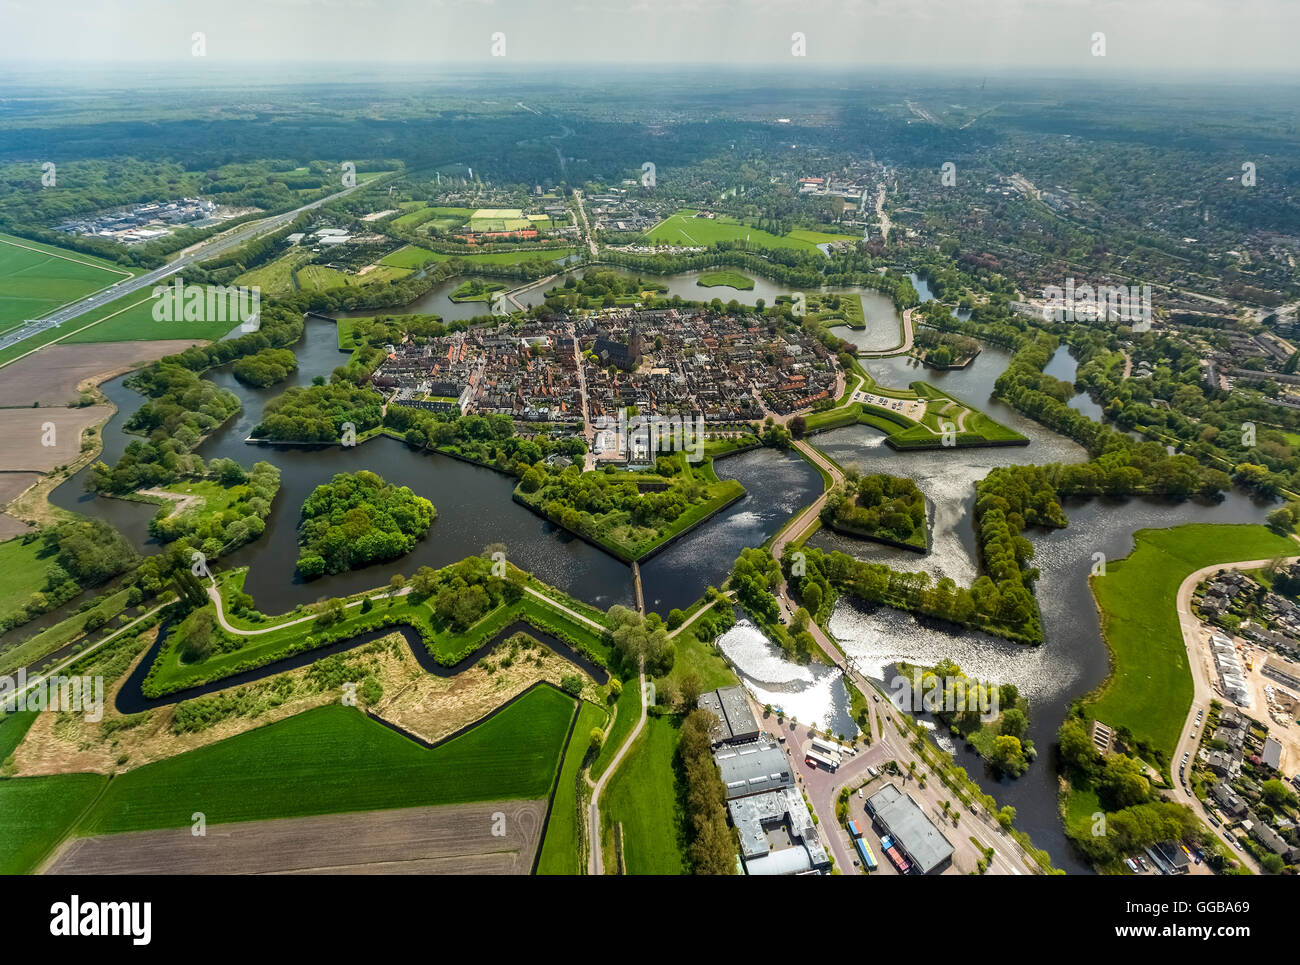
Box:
xmin=697 ymin=685 xmax=760 ymax=746
xmin=864 ymin=783 xmax=954 ymax=875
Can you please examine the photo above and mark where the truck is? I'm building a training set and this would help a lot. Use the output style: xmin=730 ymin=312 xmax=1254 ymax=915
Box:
xmin=804 ymin=749 xmax=838 ymax=771
xmin=855 ymin=836 xmax=878 ymax=871
xmin=846 ymin=820 xmax=862 ymax=840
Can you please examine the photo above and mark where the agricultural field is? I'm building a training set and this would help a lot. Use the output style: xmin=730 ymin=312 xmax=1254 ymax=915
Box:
xmin=0 ymin=232 xmax=133 ymax=336
xmin=646 ymin=209 xmax=849 ymax=255
xmin=1085 ymin=524 xmax=1297 ymax=765
xmin=59 ymin=288 xmax=246 ymax=343
xmin=0 ymin=773 xmax=110 ymax=874
xmin=75 ymin=688 xmax=576 ymax=837
xmin=47 ymin=800 xmax=548 ymax=874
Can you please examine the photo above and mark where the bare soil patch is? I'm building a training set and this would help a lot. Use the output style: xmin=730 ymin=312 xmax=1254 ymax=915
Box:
xmin=0 ymin=340 xmax=202 ymax=407
xmin=44 ymin=800 xmax=546 ymax=874
xmin=0 ymin=407 xmax=109 ymax=472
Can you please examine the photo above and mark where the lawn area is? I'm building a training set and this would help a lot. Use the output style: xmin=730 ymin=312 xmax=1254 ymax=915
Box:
xmin=0 ymin=773 xmax=109 ymax=873
xmin=787 ymin=227 xmax=860 ymax=246
xmin=0 ymin=232 xmax=132 ymax=335
xmin=601 ymin=714 xmax=684 ymax=875
xmin=148 ymin=567 xmax=612 ymax=696
xmin=1085 ymin=523 xmax=1297 ymax=765
xmin=0 ymin=536 xmax=55 ymax=626
xmin=59 ymin=288 xmax=246 ymax=343
xmin=646 ymin=209 xmax=834 ymax=255
xmin=76 ymin=690 xmax=575 ymax=836
xmin=696 ymin=270 xmax=755 ymax=290
xmin=663 ymin=630 xmax=738 ymax=692
xmin=234 ymin=249 xmax=314 ymax=296
xmin=380 ymin=244 xmax=578 ymax=269
xmin=537 ymin=699 xmax=607 ymax=875
xmin=590 ymin=676 xmax=641 ymax=781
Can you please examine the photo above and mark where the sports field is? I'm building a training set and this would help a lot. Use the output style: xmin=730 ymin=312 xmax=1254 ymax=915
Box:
xmin=0 ymin=233 xmax=133 ymax=335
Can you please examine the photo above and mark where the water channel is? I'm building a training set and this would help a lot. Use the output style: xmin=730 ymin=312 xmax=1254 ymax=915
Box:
xmin=42 ymin=267 xmax=1270 ymax=872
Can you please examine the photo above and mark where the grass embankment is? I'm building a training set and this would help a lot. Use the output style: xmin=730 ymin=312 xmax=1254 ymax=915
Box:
xmin=537 ymin=700 xmax=608 ymax=874
xmin=1085 ymin=523 xmax=1296 ymax=765
xmin=76 ymin=689 xmax=575 ymax=837
xmin=380 ymin=244 xmax=579 ymax=270
xmin=600 ymin=714 xmax=685 ymax=874
xmin=646 ymin=209 xmax=853 ymax=256
xmin=145 ymin=582 xmax=611 ymax=697
xmin=695 ymin=270 xmax=755 ymax=290
xmin=803 ymin=370 xmax=1024 ymax=449
xmin=589 ymin=676 xmax=641 ymax=781
xmin=0 ymin=589 xmax=132 ymax=677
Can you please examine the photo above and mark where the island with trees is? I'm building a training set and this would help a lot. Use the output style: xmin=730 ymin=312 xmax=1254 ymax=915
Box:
xmin=295 ymin=470 xmax=436 ymax=577
xmin=231 ymin=347 xmax=299 ymax=387
xmin=821 ymin=469 xmax=928 ymax=551
xmin=514 ymin=453 xmax=745 ymax=563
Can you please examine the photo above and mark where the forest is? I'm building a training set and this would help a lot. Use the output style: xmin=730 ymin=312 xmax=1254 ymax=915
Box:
xmin=295 ymin=470 xmax=436 ymax=577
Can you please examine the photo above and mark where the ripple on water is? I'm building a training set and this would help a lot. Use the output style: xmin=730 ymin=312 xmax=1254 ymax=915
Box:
xmin=717 ymin=620 xmax=858 ymax=737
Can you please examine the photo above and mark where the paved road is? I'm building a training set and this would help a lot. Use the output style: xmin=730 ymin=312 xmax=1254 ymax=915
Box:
xmin=573 ymin=191 xmax=599 ymax=261
xmin=1 ymin=178 xmax=377 ymax=355
xmin=859 ymin=305 xmax=917 ymax=358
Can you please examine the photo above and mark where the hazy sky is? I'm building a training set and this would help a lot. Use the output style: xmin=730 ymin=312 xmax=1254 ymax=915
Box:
xmin=1 ymin=0 xmax=1297 ymax=75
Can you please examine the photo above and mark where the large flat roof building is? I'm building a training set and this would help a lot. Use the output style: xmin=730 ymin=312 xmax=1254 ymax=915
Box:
xmin=697 ymin=685 xmax=760 ymax=746
xmin=865 ymin=783 xmax=954 ymax=875
xmin=715 ymin=743 xmax=793 ymax=801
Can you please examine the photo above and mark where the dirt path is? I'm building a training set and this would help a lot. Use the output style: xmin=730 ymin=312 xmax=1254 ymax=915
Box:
xmin=588 ymin=668 xmax=646 ymax=875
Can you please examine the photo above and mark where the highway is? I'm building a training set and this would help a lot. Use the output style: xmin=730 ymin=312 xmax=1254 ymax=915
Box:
xmin=0 ymin=177 xmax=376 ymax=354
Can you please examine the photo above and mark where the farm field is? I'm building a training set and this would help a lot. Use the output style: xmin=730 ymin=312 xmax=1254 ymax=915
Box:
xmin=47 ymin=800 xmax=547 ymax=874
xmin=0 ymin=773 xmax=109 ymax=874
xmin=536 ymin=700 xmax=607 ymax=875
xmin=59 ymin=288 xmax=245 ymax=343
xmin=0 ymin=233 xmax=133 ymax=336
xmin=1085 ymin=523 xmax=1297 ymax=765
xmin=646 ymin=209 xmax=846 ymax=255
xmin=600 ymin=714 xmax=684 ymax=875
xmin=76 ymin=688 xmax=576 ymax=836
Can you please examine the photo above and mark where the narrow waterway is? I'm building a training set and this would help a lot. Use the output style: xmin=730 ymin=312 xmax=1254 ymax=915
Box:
xmin=799 ymin=341 xmax=1273 ymax=872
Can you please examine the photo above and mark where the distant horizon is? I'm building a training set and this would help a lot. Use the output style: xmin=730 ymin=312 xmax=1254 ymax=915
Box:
xmin=4 ymin=0 xmax=1299 ymax=77
xmin=1 ymin=60 xmax=1297 ymax=87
